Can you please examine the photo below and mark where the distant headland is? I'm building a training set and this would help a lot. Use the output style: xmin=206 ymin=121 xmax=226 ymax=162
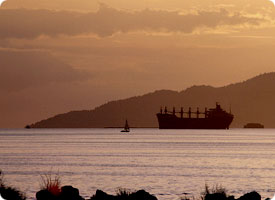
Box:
xmin=29 ymin=73 xmax=274 ymax=128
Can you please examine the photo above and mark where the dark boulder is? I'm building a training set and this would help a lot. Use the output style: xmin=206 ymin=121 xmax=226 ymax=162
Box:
xmin=90 ymin=189 xmax=158 ymax=200
xmin=129 ymin=190 xmax=158 ymax=200
xmin=228 ymin=195 xmax=235 ymax=200
xmin=90 ymin=190 xmax=116 ymax=200
xmin=238 ymin=191 xmax=261 ymax=200
xmin=36 ymin=189 xmax=57 ymax=200
xmin=0 ymin=186 xmax=26 ymax=200
xmin=60 ymin=185 xmax=84 ymax=200
xmin=204 ymin=193 xmax=227 ymax=200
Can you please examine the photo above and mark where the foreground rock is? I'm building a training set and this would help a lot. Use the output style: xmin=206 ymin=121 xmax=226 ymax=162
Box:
xmin=238 ymin=191 xmax=261 ymax=200
xmin=60 ymin=186 xmax=84 ymax=200
xmin=6 ymin=182 xmax=261 ymax=200
xmin=89 ymin=189 xmax=158 ymax=200
xmin=0 ymin=186 xmax=26 ymax=200
xmin=205 ymin=192 xmax=227 ymax=200
xmin=204 ymin=191 xmax=261 ymax=200
xmin=36 ymin=185 xmax=84 ymax=200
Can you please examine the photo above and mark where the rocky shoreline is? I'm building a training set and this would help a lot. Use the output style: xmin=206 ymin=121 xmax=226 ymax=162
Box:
xmin=0 ymin=170 xmax=270 ymax=200
xmin=0 ymin=182 xmax=268 ymax=200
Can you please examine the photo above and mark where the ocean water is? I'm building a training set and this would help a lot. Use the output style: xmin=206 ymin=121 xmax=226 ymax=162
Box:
xmin=0 ymin=128 xmax=275 ymax=200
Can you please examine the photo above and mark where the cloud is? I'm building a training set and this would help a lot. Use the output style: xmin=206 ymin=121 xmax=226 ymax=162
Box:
xmin=0 ymin=0 xmax=98 ymax=11
xmin=0 ymin=5 xmax=264 ymax=39
xmin=0 ymin=49 xmax=91 ymax=92
xmin=1 ymin=0 xmax=273 ymax=12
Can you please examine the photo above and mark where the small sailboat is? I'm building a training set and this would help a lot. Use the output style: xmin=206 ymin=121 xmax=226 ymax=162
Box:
xmin=121 ymin=120 xmax=130 ymax=132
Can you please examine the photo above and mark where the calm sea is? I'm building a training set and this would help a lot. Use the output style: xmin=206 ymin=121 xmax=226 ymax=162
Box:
xmin=0 ymin=129 xmax=275 ymax=200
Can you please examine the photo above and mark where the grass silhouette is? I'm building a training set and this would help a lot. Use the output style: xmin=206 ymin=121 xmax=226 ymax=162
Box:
xmin=202 ymin=184 xmax=227 ymax=197
xmin=0 ymin=170 xmax=26 ymax=200
xmin=40 ymin=173 xmax=61 ymax=196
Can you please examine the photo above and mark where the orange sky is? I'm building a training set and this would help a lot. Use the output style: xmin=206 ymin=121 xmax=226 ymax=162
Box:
xmin=1 ymin=0 xmax=275 ymax=127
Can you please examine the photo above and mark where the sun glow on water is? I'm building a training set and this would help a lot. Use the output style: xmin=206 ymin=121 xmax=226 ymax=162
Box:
xmin=0 ymin=193 xmax=6 ymax=200
xmin=0 ymin=0 xmax=6 ymax=6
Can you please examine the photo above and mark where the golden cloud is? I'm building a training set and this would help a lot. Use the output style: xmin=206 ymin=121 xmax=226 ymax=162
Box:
xmin=0 ymin=4 xmax=265 ymax=39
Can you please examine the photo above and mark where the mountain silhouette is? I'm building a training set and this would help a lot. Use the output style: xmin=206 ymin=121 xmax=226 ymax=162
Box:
xmin=30 ymin=72 xmax=275 ymax=128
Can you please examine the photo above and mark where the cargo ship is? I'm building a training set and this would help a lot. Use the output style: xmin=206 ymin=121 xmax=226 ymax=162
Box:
xmin=156 ymin=103 xmax=234 ymax=129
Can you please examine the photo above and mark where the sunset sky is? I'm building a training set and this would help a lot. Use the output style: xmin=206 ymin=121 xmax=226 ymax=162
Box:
xmin=1 ymin=0 xmax=275 ymax=127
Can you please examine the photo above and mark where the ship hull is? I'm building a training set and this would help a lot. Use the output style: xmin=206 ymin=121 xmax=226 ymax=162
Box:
xmin=157 ymin=114 xmax=233 ymax=129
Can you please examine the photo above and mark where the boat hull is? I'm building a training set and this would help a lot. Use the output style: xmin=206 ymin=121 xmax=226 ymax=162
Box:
xmin=157 ymin=114 xmax=233 ymax=129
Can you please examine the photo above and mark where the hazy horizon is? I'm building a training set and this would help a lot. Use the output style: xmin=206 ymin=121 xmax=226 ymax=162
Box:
xmin=2 ymin=0 xmax=275 ymax=127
